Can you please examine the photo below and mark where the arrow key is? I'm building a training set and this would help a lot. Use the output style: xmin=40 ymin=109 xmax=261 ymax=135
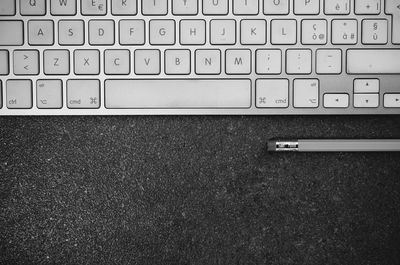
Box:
xmin=354 ymin=79 xmax=379 ymax=93
xmin=384 ymin=93 xmax=400 ymax=108
xmin=13 ymin=50 xmax=39 ymax=75
xmin=354 ymin=93 xmax=379 ymax=108
xmin=324 ymin=93 xmax=349 ymax=108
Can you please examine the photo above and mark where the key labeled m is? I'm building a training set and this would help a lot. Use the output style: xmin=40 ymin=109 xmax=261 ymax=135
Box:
xmin=234 ymin=57 xmax=243 ymax=65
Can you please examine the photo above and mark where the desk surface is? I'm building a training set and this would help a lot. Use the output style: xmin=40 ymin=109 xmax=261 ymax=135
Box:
xmin=1 ymin=116 xmax=400 ymax=265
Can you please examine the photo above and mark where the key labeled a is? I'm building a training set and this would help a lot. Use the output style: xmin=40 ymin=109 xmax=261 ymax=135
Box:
xmin=28 ymin=20 xmax=54 ymax=46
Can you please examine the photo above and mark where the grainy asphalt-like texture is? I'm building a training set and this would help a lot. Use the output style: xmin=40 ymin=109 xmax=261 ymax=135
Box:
xmin=1 ymin=116 xmax=400 ymax=265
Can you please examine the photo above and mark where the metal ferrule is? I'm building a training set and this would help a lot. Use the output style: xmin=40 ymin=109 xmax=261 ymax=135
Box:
xmin=275 ymin=141 xmax=299 ymax=152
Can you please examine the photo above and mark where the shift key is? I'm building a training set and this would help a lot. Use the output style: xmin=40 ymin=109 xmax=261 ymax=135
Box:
xmin=347 ymin=49 xmax=400 ymax=74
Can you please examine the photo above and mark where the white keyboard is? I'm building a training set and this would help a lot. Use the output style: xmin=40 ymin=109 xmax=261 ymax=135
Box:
xmin=0 ymin=0 xmax=400 ymax=115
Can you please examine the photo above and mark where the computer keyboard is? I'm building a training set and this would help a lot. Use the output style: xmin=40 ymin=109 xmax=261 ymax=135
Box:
xmin=0 ymin=0 xmax=399 ymax=115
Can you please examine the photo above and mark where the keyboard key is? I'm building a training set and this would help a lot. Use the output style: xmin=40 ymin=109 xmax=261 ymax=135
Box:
xmin=256 ymin=49 xmax=281 ymax=74
xmin=89 ymin=20 xmax=115 ymax=45
xmin=270 ymin=20 xmax=297 ymax=44
xmin=150 ymin=20 xmax=175 ymax=45
xmin=51 ymin=0 xmax=77 ymax=15
xmin=142 ymin=0 xmax=168 ymax=15
xmin=354 ymin=79 xmax=380 ymax=93
xmin=172 ymin=0 xmax=198 ymax=15
xmin=67 ymin=80 xmax=100 ymax=109
xmin=384 ymin=94 xmax=400 ymax=108
xmin=180 ymin=20 xmax=206 ymax=45
xmin=256 ymin=79 xmax=289 ymax=108
xmin=28 ymin=20 xmax=54 ymax=46
xmin=233 ymin=0 xmax=259 ymax=15
xmin=0 ymin=0 xmax=16 ymax=15
xmin=286 ymin=49 xmax=312 ymax=74
xmin=0 ymin=81 xmax=2 ymax=108
xmin=362 ymin=19 xmax=388 ymax=44
xmin=74 ymin=50 xmax=100 ymax=75
xmin=13 ymin=50 xmax=39 ymax=75
xmin=111 ymin=0 xmax=137 ymax=15
xmin=355 ymin=0 xmax=380 ymax=14
xmin=240 ymin=20 xmax=266 ymax=45
xmin=58 ymin=20 xmax=84 ymax=45
xmin=331 ymin=19 xmax=358 ymax=44
xmin=104 ymin=49 xmax=130 ymax=75
xmin=105 ymin=79 xmax=251 ymax=108
xmin=293 ymin=79 xmax=319 ymax=108
xmin=44 ymin=50 xmax=70 ymax=75
xmin=20 ymin=0 xmax=46 ymax=15
xmin=210 ymin=20 xmax=236 ymax=45
xmin=203 ymin=0 xmax=228 ymax=15
xmin=316 ymin=49 xmax=342 ymax=74
xmin=119 ymin=20 xmax=145 ymax=45
xmin=225 ymin=49 xmax=251 ymax=75
xmin=324 ymin=94 xmax=349 ymax=108
xmin=294 ymin=0 xmax=319 ymax=14
xmin=301 ymin=20 xmax=327 ymax=45
xmin=347 ymin=49 xmax=400 ymax=74
xmin=195 ymin=49 xmax=221 ymax=74
xmin=263 ymin=0 xmax=289 ymax=15
xmin=0 ymin=50 xmax=9 ymax=75
xmin=324 ymin=0 xmax=350 ymax=15
xmin=36 ymin=79 xmax=63 ymax=109
xmin=0 ymin=21 xmax=24 ymax=46
xmin=354 ymin=94 xmax=379 ymax=108
xmin=134 ymin=50 xmax=161 ymax=75
xmin=164 ymin=49 xmax=191 ymax=75
xmin=6 ymin=80 xmax=32 ymax=109
xmin=386 ymin=0 xmax=400 ymax=44
xmin=81 ymin=0 xmax=107 ymax=15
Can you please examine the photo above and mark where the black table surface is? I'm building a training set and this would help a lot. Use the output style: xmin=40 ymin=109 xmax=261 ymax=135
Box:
xmin=1 ymin=115 xmax=400 ymax=265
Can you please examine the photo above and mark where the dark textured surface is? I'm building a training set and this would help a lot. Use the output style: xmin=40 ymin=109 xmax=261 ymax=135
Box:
xmin=1 ymin=116 xmax=400 ymax=265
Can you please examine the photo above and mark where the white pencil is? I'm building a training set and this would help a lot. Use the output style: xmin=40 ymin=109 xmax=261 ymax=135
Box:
xmin=267 ymin=139 xmax=400 ymax=152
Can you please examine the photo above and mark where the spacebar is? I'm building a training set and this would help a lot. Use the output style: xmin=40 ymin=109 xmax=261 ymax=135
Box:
xmin=105 ymin=79 xmax=251 ymax=109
